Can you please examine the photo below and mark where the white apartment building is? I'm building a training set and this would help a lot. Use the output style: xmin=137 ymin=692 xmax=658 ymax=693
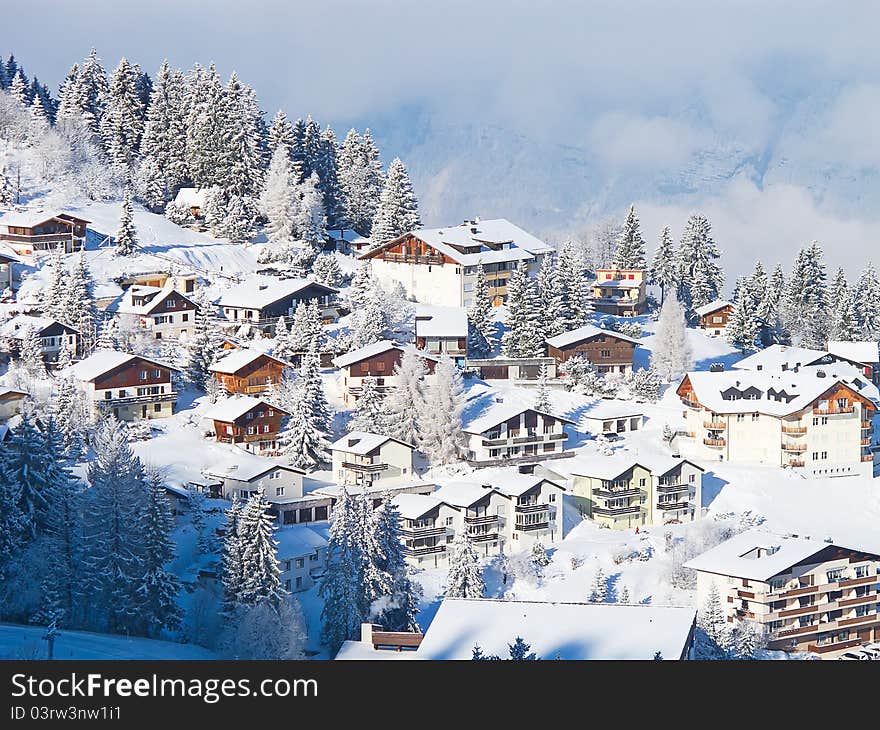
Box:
xmin=462 ymin=398 xmax=574 ymax=465
xmin=0 ymin=314 xmax=79 ymax=365
xmin=109 ymin=283 xmax=199 ymax=340
xmin=685 ymin=530 xmax=880 ymax=658
xmin=330 ymin=431 xmax=416 ymax=487
xmin=274 ymin=525 xmax=328 ymax=593
xmin=359 ymin=218 xmax=552 ymax=308
xmin=392 ymin=470 xmax=566 ymax=567
xmin=675 ymin=364 xmax=878 ymax=477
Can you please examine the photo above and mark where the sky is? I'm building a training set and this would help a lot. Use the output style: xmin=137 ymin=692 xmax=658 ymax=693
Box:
xmin=6 ymin=0 xmax=880 ymax=285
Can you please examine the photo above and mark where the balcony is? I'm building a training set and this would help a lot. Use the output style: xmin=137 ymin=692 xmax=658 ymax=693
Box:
xmin=680 ymin=398 xmax=700 ymax=409
xmin=593 ymin=487 xmax=642 ymax=499
xmin=779 ymin=603 xmax=819 ymax=619
xmin=403 ymin=544 xmax=446 ymax=556
xmin=657 ymin=501 xmax=690 ymax=511
xmin=482 ymin=437 xmax=507 ymax=447
xmin=102 ymin=391 xmax=177 ymax=407
xmin=342 ymin=461 xmax=388 ymax=473
xmin=813 ymin=405 xmax=855 ymax=415
xmin=400 ymin=526 xmax=447 ymax=539
xmin=656 ymin=483 xmax=689 ymax=494
xmin=862 ymin=455 xmax=874 ymax=462
xmin=515 ymin=503 xmax=549 ymax=514
xmin=704 ymin=420 xmax=726 ymax=429
xmin=839 ymin=574 xmax=878 ymax=589
xmin=778 ymin=583 xmax=818 ymax=599
xmin=838 ymin=593 xmax=878 ymax=608
xmin=807 ymin=638 xmax=864 ymax=654
xmin=789 ymin=460 xmax=805 ymax=468
xmin=861 ymin=438 xmax=872 ymax=447
xmin=703 ymin=437 xmax=725 ymax=447
xmin=592 ymin=504 xmax=642 ymax=517
xmin=464 ymin=514 xmax=499 ymax=526
xmin=468 ymin=532 xmax=499 ymax=543
xmin=381 ymin=252 xmax=445 ymax=266
xmin=862 ymin=422 xmax=872 ymax=430
xmin=782 ymin=443 xmax=807 ymax=452
xmin=515 ymin=521 xmax=550 ymax=532
xmin=782 ymin=425 xmax=807 ymax=435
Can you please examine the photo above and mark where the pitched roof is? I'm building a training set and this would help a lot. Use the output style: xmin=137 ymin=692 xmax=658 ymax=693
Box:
xmin=414 ymin=598 xmax=696 ymax=660
xmin=330 ymin=431 xmax=414 ymax=455
xmin=331 ymin=340 xmax=439 ymax=369
xmin=61 ymin=349 xmax=180 ymax=381
xmin=732 ymin=344 xmax=831 ymax=372
xmin=204 ymin=395 xmax=286 ymax=422
xmin=545 ymin=324 xmax=638 ymax=349
xmin=414 ymin=305 xmax=468 ymax=338
xmin=694 ymin=299 xmax=732 ymax=317
xmin=682 ymin=529 xmax=872 ymax=581
xmin=391 ymin=493 xmax=454 ymax=520
xmin=0 ymin=210 xmax=90 ymax=228
xmin=0 ymin=314 xmax=79 ymax=337
xmin=361 ymin=218 xmax=552 ymax=267
xmin=208 ymin=348 xmax=291 ymax=375
xmin=462 ymin=400 xmax=574 ymax=435
xmin=203 ymin=458 xmax=305 ymax=482
xmin=827 ymin=340 xmax=880 ymax=366
xmin=173 ymin=188 xmax=207 ymax=208
xmin=111 ymin=285 xmax=197 ymax=316
xmin=215 ymin=275 xmax=337 ymax=310
xmin=678 ymin=364 xmax=879 ymax=417
xmin=581 ymin=401 xmax=644 ymax=421
xmin=432 ymin=482 xmax=502 ymax=507
xmin=274 ymin=524 xmax=329 ymax=557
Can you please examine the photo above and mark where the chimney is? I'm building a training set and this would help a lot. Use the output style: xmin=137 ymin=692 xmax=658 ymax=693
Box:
xmin=361 ymin=622 xmax=376 ymax=646
xmin=518 ymin=463 xmax=536 ymax=474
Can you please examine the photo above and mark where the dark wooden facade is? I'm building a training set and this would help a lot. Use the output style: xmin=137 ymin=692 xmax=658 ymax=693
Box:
xmin=0 ymin=214 xmax=89 ymax=254
xmin=699 ymin=304 xmax=734 ymax=331
xmin=140 ymin=289 xmax=198 ymax=316
xmin=343 ymin=348 xmax=438 ymax=380
xmin=92 ymin=357 xmax=174 ymax=390
xmin=213 ymin=353 xmax=288 ymax=394
xmin=547 ymin=331 xmax=636 ymax=373
xmin=212 ymin=401 xmax=288 ymax=451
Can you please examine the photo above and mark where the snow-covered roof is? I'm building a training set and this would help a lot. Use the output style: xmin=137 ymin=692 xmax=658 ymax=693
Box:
xmin=0 ymin=210 xmax=90 ymax=228
xmin=110 ymin=284 xmax=196 ymax=316
xmin=331 ymin=340 xmax=440 ymax=369
xmin=203 ymin=459 xmax=305 ymax=483
xmin=452 ymin=466 xmax=565 ymax=497
xmin=732 ymin=344 xmax=830 ymax=373
xmin=274 ymin=524 xmax=328 ymax=558
xmin=311 ymin=480 xmax=434 ymax=499
xmin=325 ymin=228 xmax=366 ymax=242
xmin=680 ymin=364 xmax=879 ymax=417
xmin=173 ymin=188 xmax=207 ymax=208
xmin=827 ymin=340 xmax=880 ymax=366
xmin=545 ymin=324 xmax=638 ymax=349
xmin=0 ymin=314 xmax=78 ymax=338
xmin=564 ymin=454 xmax=644 ymax=481
xmin=414 ymin=306 xmax=468 ymax=338
xmin=590 ymin=278 xmax=643 ymax=289
xmin=414 ymin=598 xmax=696 ymax=660
xmin=204 ymin=395 xmax=285 ymax=422
xmin=0 ymin=386 xmax=27 ymax=399
xmin=391 ymin=493 xmax=452 ymax=520
xmin=462 ymin=400 xmax=574 ymax=435
xmin=0 ymin=244 xmax=20 ymax=262
xmin=682 ymin=529 xmax=871 ymax=582
xmin=208 ymin=347 xmax=290 ymax=375
xmin=581 ymin=401 xmax=644 ymax=421
xmin=215 ymin=275 xmax=337 ymax=310
xmin=362 ymin=218 xmax=552 ymax=266
xmin=330 ymin=431 xmax=414 ymax=455
xmin=432 ymin=482 xmax=501 ymax=507
xmin=61 ymin=349 xmax=179 ymax=382
xmin=694 ymin=299 xmax=732 ymax=317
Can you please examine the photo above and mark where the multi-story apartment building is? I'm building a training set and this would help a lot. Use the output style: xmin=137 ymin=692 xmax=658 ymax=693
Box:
xmin=330 ymin=431 xmax=416 ymax=487
xmin=205 ymin=395 xmax=288 ymax=455
xmin=826 ymin=341 xmax=880 ymax=386
xmin=275 ymin=525 xmax=328 ymax=593
xmin=558 ymin=454 xmax=703 ymax=529
xmin=392 ymin=471 xmax=566 ymax=567
xmin=359 ymin=218 xmax=552 ymax=308
xmin=590 ymin=268 xmax=647 ymax=316
xmin=695 ymin=300 xmax=733 ymax=335
xmin=209 ymin=349 xmax=290 ymax=395
xmin=462 ymin=399 xmax=573 ymax=465
xmin=686 ymin=530 xmax=880 ymax=658
xmin=675 ymin=365 xmax=878 ymax=477
xmin=0 ymin=315 xmax=79 ymax=366
xmin=0 ymin=211 xmax=89 ymax=255
xmin=414 ymin=306 xmax=468 ymax=366
xmin=63 ymin=350 xmax=179 ymax=421
xmin=332 ymin=340 xmax=438 ymax=405
xmin=545 ymin=324 xmax=639 ymax=374
xmin=110 ymin=284 xmax=199 ymax=340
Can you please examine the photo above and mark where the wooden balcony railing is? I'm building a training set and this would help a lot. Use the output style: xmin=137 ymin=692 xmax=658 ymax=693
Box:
xmin=703 ymin=437 xmax=725 ymax=447
xmin=704 ymin=420 xmax=726 ymax=429
xmin=813 ymin=405 xmax=855 ymax=415
xmin=782 ymin=443 xmax=807 ymax=452
xmin=782 ymin=425 xmax=807 ymax=435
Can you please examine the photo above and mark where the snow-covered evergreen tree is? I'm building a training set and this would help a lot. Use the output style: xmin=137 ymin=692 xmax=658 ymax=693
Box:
xmin=650 ymin=290 xmax=693 ymax=382
xmin=533 ymin=363 xmax=552 ymax=412
xmin=18 ymin=325 xmax=46 ymax=380
xmin=372 ymin=493 xmax=421 ymax=632
xmin=100 ymin=57 xmax=145 ymax=177
xmin=729 ymin=620 xmax=767 ymax=660
xmin=385 ymin=349 xmax=428 ymax=446
xmin=725 ymin=284 xmax=760 ymax=354
xmin=136 ymin=471 xmax=182 ymax=636
xmin=370 ymin=157 xmax=420 ymax=243
xmin=650 ymin=226 xmax=678 ymax=305
xmin=312 ymin=254 xmax=344 ymax=287
xmin=468 ymin=262 xmax=497 ymax=356
xmin=831 ymin=288 xmax=860 ymax=342
xmin=676 ymin=213 xmax=723 ymax=313
xmin=221 ymin=497 xmax=244 ymax=612
xmin=267 ymin=110 xmax=295 ymax=159
xmin=698 ymin=582 xmax=730 ymax=659
xmin=115 ymin=187 xmax=138 ymax=256
xmin=337 ymin=128 xmax=384 ymax=234
xmin=259 ymin=144 xmax=297 ymax=244
xmin=782 ymin=241 xmax=828 ymax=347
xmin=557 ymin=241 xmax=589 ymax=329
xmin=236 ymin=489 xmax=287 ymax=609
xmin=280 ymin=350 xmax=330 ymax=469
xmin=293 ymin=172 xmax=328 ymax=248
xmin=446 ymin=533 xmax=485 ymax=598
xmin=856 ymin=262 xmax=880 ymax=339
xmin=560 ymin=354 xmax=609 ymax=396
xmin=502 ymin=260 xmax=542 ymax=357
xmin=2 ymin=410 xmax=53 ymax=537
xmin=186 ymin=303 xmax=222 ymax=390
xmin=590 ymin=567 xmax=607 ymax=602
xmin=614 ymin=204 xmax=647 ymax=269
xmin=347 ymin=377 xmax=389 ymax=434
xmin=418 ymin=354 xmax=464 ymax=466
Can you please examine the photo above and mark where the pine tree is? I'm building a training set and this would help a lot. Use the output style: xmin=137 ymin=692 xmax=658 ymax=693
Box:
xmin=349 ymin=284 xmax=390 ymax=349
xmin=221 ymin=497 xmax=244 ymax=612
xmin=537 ymin=255 xmax=565 ymax=338
xmin=619 ymin=585 xmax=631 ymax=603
xmin=259 ymin=145 xmax=297 ymax=243
xmin=319 ymin=490 xmax=364 ymax=653
xmin=281 ymin=351 xmax=330 ymax=469
xmin=508 ymin=637 xmax=537 ymax=660
xmin=615 ymin=204 xmax=647 ymax=269
xmin=676 ymin=214 xmax=723 ymax=313
xmin=19 ymin=325 xmax=47 ymax=379
xmin=370 ymin=158 xmax=420 ymax=243
xmin=100 ymin=58 xmax=145 ymax=176
xmin=347 ymin=377 xmax=389 ymax=434
xmin=725 ymin=283 xmax=760 ymax=354
xmin=699 ymin=582 xmax=729 ymax=659
xmin=557 ymin=241 xmax=589 ymax=329
xmin=338 ymin=128 xmax=383 ymax=233
xmin=221 ymin=72 xmax=265 ymax=199
xmin=560 ymin=354 xmax=608 ymax=396
xmin=9 ymin=70 xmax=29 ymax=107
xmin=534 ymin=364 xmax=552 ymax=412
xmin=53 ymin=376 xmax=87 ymax=459
xmin=650 ymin=226 xmax=678 ymax=305
xmin=502 ymin=260 xmax=542 ymax=357
xmin=185 ymin=64 xmax=227 ymax=188
xmin=831 ymin=288 xmax=860 ymax=342
xmin=136 ymin=471 xmax=182 ymax=636
xmin=115 ymin=187 xmax=138 ymax=256
xmin=418 ymin=354 xmax=464 ymax=466
xmin=3 ymin=411 xmax=52 ymax=537
xmin=590 ymin=567 xmax=607 ymax=602
xmin=372 ymin=493 xmax=421 ymax=631
xmin=312 ymin=254 xmax=344 ymax=287
xmin=650 ymin=290 xmax=693 ymax=382
xmin=782 ymin=241 xmax=828 ymax=347
xmin=267 ymin=110 xmax=295 ymax=159
xmin=468 ymin=263 xmax=497 ymax=356
xmin=446 ymin=533 xmax=485 ymax=598
xmin=856 ymin=263 xmax=880 ymax=339
xmin=293 ymin=172 xmax=327 ymax=247
xmin=236 ymin=490 xmax=287 ymax=609
xmin=186 ymin=302 xmax=222 ymax=390
xmin=385 ymin=349 xmax=428 ymax=446
xmin=730 ymin=620 xmax=766 ymax=660
xmin=77 ymin=49 xmax=110 ymax=138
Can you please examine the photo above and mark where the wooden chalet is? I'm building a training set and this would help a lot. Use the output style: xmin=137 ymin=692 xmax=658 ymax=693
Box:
xmin=545 ymin=324 xmax=639 ymax=374
xmin=331 ymin=340 xmax=439 ymax=405
xmin=209 ymin=349 xmax=291 ymax=394
xmin=695 ymin=300 xmax=734 ymax=335
xmin=215 ymin=276 xmax=338 ymax=332
xmin=0 ymin=212 xmax=89 ymax=254
xmin=206 ymin=396 xmax=289 ymax=455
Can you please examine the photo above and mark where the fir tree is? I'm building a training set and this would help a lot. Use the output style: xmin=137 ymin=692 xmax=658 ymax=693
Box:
xmin=19 ymin=325 xmax=47 ymax=379
xmin=831 ymin=289 xmax=860 ymax=342
xmin=418 ymin=354 xmax=464 ymax=466
xmin=136 ymin=471 xmax=182 ymax=636
xmin=312 ymin=254 xmax=344 ymax=287
xmin=237 ymin=490 xmax=287 ymax=610
xmin=590 ymin=567 xmax=607 ymax=602
xmin=615 ymin=204 xmax=647 ymax=269
xmin=698 ymin=582 xmax=729 ymax=659
xmin=650 ymin=226 xmax=678 ymax=305
xmin=385 ymin=349 xmax=428 ymax=446
xmin=676 ymin=213 xmax=723 ymax=313
xmin=115 ymin=187 xmax=138 ymax=256
xmin=508 ymin=637 xmax=537 ymax=660
xmin=370 ymin=157 xmax=420 ymax=242
xmin=100 ymin=57 xmax=145 ymax=176
xmin=856 ymin=262 xmax=880 ymax=339
xmin=267 ymin=110 xmax=295 ymax=159
xmin=725 ymin=284 xmax=760 ymax=354
xmin=468 ymin=262 xmax=497 ymax=356
xmin=502 ymin=260 xmax=542 ymax=357
xmin=281 ymin=350 xmax=330 ymax=469
xmin=373 ymin=493 xmax=421 ymax=631
xmin=347 ymin=377 xmax=389 ymax=434
xmin=650 ymin=290 xmax=693 ymax=382
xmin=446 ymin=533 xmax=485 ymax=598
xmin=782 ymin=241 xmax=828 ymax=347
xmin=557 ymin=241 xmax=589 ymax=329
xmin=259 ymin=145 xmax=297 ymax=244
xmin=221 ymin=497 xmax=244 ymax=612
xmin=3 ymin=410 xmax=53 ymax=536
xmin=534 ymin=363 xmax=552 ymax=412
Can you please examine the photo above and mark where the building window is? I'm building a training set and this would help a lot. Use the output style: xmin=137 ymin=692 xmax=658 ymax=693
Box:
xmin=275 ymin=486 xmax=284 ymax=497
xmin=295 ymin=577 xmax=303 ymax=590
xmin=600 ymin=349 xmax=611 ymax=358
xmin=153 ymin=403 xmax=161 ymax=412
xmin=284 ymin=580 xmax=291 ymax=590
xmin=140 ymin=370 xmax=148 ymax=380
xmin=295 ymin=558 xmax=304 ymax=569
